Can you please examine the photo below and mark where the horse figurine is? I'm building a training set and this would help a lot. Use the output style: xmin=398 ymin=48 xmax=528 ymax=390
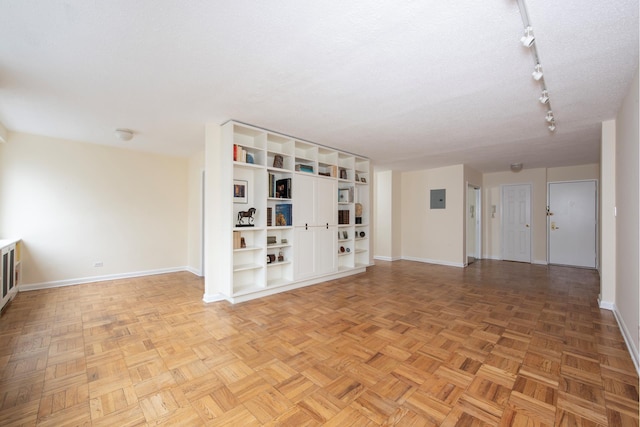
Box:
xmin=237 ymin=207 xmax=256 ymax=225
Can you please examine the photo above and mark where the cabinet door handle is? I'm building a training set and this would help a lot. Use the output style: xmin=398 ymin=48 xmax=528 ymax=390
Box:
xmin=305 ymin=223 xmax=308 ymax=230
xmin=326 ymin=223 xmax=329 ymax=229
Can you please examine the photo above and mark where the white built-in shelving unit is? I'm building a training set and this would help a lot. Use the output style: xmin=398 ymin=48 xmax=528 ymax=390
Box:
xmin=204 ymin=121 xmax=371 ymax=303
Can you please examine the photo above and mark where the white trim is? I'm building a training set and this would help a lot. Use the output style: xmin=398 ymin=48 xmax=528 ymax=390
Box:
xmin=185 ymin=266 xmax=203 ymax=277
xmin=606 ymin=302 xmax=640 ymax=374
xmin=19 ymin=267 xmax=191 ymax=291
xmin=598 ymin=298 xmax=615 ymax=311
xmin=532 ymin=259 xmax=548 ymax=265
xmin=225 ymin=267 xmax=367 ymax=303
xmin=483 ymin=255 xmax=502 ymax=261
xmin=202 ymin=293 xmax=226 ymax=303
xmin=374 ymin=256 xmax=402 ymax=261
xmin=402 ymin=256 xmax=465 ymax=268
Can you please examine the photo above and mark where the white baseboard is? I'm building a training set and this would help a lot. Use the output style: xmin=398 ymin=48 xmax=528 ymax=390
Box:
xmin=19 ymin=267 xmax=191 ymax=291
xmin=401 ymin=256 xmax=465 ymax=268
xmin=482 ymin=256 xmax=547 ymax=265
xmin=373 ymin=256 xmax=401 ymax=262
xmin=202 ymin=293 xmax=226 ymax=303
xmin=185 ymin=266 xmax=203 ymax=277
xmin=598 ymin=297 xmax=615 ymax=311
xmin=600 ymin=300 xmax=639 ymax=374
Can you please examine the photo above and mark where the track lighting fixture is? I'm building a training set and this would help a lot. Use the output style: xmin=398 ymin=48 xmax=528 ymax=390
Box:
xmin=539 ymin=90 xmax=549 ymax=104
xmin=532 ymin=64 xmax=543 ymax=81
xmin=520 ymin=26 xmax=535 ymax=47
xmin=545 ymin=111 xmax=554 ymax=123
xmin=517 ymin=0 xmax=557 ymax=131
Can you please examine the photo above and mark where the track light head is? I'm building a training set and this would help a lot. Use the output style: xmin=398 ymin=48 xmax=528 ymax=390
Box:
xmin=532 ymin=64 xmax=543 ymax=81
xmin=545 ymin=110 xmax=554 ymax=123
xmin=520 ymin=26 xmax=535 ymax=47
xmin=539 ymin=90 xmax=549 ymax=104
xmin=548 ymin=123 xmax=556 ymax=131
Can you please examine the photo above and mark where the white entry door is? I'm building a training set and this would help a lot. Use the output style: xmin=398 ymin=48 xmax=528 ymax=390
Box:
xmin=548 ymin=181 xmax=597 ymax=268
xmin=502 ymin=184 xmax=531 ymax=262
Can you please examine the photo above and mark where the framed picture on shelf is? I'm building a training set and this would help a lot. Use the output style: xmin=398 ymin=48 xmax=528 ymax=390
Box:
xmin=360 ymin=177 xmax=367 ymax=183
xmin=338 ymin=189 xmax=349 ymax=202
xmin=233 ymin=180 xmax=248 ymax=204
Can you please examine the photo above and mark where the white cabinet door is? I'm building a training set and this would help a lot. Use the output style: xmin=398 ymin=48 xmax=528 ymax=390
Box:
xmin=294 ymin=227 xmax=316 ymax=280
xmin=316 ymin=226 xmax=337 ymax=275
xmin=293 ymin=174 xmax=316 ymax=227
xmin=316 ymin=178 xmax=337 ymax=226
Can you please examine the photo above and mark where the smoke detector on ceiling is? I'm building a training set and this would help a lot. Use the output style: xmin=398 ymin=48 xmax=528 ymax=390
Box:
xmin=115 ymin=128 xmax=134 ymax=141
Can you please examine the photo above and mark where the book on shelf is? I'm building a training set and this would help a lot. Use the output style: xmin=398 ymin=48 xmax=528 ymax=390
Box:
xmin=319 ymin=165 xmax=337 ymax=177
xmin=233 ymin=231 xmax=241 ymax=249
xmin=233 ymin=144 xmax=248 ymax=162
xmin=275 ymin=204 xmax=292 ymax=226
xmin=338 ymin=209 xmax=350 ymax=225
xmin=268 ymin=173 xmax=274 ymax=197
xmin=275 ymin=178 xmax=291 ymax=199
xmin=267 ymin=207 xmax=273 ymax=226
xmin=268 ymin=175 xmax=292 ymax=199
xmin=295 ymin=164 xmax=314 ymax=173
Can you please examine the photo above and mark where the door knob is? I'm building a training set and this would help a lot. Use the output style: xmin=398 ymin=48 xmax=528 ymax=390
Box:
xmin=551 ymin=222 xmax=559 ymax=230
xmin=525 ymin=224 xmax=530 ymax=228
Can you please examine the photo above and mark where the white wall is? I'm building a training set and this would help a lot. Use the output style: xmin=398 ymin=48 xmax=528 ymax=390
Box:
xmin=600 ymin=121 xmax=616 ymax=306
xmin=401 ymin=165 xmax=465 ymax=266
xmin=547 ymin=164 xmax=599 ymax=182
xmin=187 ymin=150 xmax=205 ymax=275
xmin=374 ymin=169 xmax=401 ymax=261
xmin=615 ymin=67 xmax=639 ymax=365
xmin=0 ymin=132 xmax=189 ymax=286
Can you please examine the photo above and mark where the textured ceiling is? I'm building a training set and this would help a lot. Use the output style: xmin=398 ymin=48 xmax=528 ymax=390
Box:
xmin=0 ymin=1 xmax=637 ymax=172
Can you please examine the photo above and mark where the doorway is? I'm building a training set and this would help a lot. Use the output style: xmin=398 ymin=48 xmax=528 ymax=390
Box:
xmin=502 ymin=184 xmax=531 ymax=263
xmin=466 ymin=184 xmax=481 ymax=265
xmin=548 ymin=180 xmax=597 ymax=268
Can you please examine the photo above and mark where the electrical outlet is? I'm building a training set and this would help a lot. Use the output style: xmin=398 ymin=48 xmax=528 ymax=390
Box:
xmin=94 ymin=261 xmax=103 ymax=267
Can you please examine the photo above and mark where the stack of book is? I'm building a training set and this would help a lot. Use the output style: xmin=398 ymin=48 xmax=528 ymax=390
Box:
xmin=295 ymin=164 xmax=314 ymax=173
xmin=338 ymin=209 xmax=350 ymax=225
xmin=233 ymin=145 xmax=254 ymax=163
xmin=319 ymin=165 xmax=338 ymax=177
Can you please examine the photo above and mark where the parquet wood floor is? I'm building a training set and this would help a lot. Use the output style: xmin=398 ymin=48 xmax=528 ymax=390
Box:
xmin=0 ymin=260 xmax=637 ymax=426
